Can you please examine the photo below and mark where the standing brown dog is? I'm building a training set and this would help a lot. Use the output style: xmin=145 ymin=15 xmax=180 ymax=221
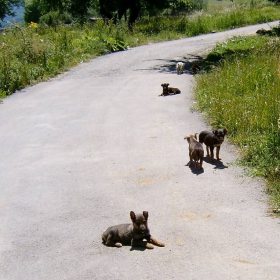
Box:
xmin=102 ymin=211 xmax=165 ymax=249
xmin=199 ymin=129 xmax=227 ymax=162
xmin=184 ymin=133 xmax=204 ymax=169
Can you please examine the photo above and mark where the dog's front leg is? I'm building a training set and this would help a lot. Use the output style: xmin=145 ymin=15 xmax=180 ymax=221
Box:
xmin=148 ymin=236 xmax=165 ymax=247
xmin=132 ymin=239 xmax=154 ymax=249
xmin=209 ymin=146 xmax=214 ymax=162
xmin=216 ymin=145 xmax=221 ymax=160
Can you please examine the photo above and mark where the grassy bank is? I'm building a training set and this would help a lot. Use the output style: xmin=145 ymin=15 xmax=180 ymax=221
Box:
xmin=1 ymin=0 xmax=280 ymax=100
xmin=194 ymin=33 xmax=280 ymax=209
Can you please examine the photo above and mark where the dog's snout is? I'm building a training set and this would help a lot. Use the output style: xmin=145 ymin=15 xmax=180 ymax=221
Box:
xmin=139 ymin=225 xmax=146 ymax=232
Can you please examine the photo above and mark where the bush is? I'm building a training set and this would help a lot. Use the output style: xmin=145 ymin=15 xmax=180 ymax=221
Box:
xmin=24 ymin=1 xmax=42 ymax=23
xmin=40 ymin=11 xmax=73 ymax=27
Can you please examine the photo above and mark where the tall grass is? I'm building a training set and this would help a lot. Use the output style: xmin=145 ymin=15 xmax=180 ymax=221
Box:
xmin=195 ymin=35 xmax=280 ymax=207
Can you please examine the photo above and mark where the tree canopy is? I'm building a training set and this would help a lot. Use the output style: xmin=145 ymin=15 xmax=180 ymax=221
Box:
xmin=23 ymin=0 xmax=204 ymax=27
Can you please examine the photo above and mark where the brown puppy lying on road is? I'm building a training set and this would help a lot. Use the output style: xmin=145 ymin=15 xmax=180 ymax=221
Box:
xmin=199 ymin=129 xmax=227 ymax=162
xmin=184 ymin=133 xmax=204 ymax=170
xmin=102 ymin=211 xmax=165 ymax=249
xmin=159 ymin=83 xmax=181 ymax=96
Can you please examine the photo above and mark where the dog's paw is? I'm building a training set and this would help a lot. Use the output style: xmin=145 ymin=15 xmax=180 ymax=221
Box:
xmin=115 ymin=242 xmax=122 ymax=247
xmin=146 ymin=243 xmax=154 ymax=249
xmin=157 ymin=242 xmax=165 ymax=247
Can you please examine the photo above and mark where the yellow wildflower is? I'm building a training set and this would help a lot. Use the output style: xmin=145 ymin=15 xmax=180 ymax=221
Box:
xmin=28 ymin=22 xmax=38 ymax=28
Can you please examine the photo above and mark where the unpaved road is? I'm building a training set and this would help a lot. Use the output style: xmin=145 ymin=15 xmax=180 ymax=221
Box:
xmin=1 ymin=22 xmax=280 ymax=280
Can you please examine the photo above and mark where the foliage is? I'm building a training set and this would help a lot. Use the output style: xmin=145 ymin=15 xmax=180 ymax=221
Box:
xmin=195 ymin=34 xmax=280 ymax=206
xmin=39 ymin=11 xmax=72 ymax=27
xmin=24 ymin=0 xmax=41 ymax=23
xmin=268 ymin=0 xmax=280 ymax=4
xmin=169 ymin=0 xmax=205 ymax=15
xmin=98 ymin=0 xmax=205 ymax=27
xmin=24 ymin=0 xmax=92 ymax=24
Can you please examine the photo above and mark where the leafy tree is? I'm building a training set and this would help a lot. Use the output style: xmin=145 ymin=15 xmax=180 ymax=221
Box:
xmin=0 ymin=0 xmax=23 ymax=21
xmin=68 ymin=0 xmax=92 ymax=20
xmin=99 ymin=0 xmax=170 ymax=28
xmin=24 ymin=0 xmax=93 ymax=23
xmin=98 ymin=0 xmax=204 ymax=28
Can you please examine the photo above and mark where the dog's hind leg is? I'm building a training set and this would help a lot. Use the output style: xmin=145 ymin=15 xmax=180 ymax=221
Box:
xmin=206 ymin=146 xmax=210 ymax=156
xmin=189 ymin=151 xmax=193 ymax=166
xmin=209 ymin=146 xmax=214 ymax=162
xmin=199 ymin=157 xmax=203 ymax=169
xmin=104 ymin=233 xmax=122 ymax=247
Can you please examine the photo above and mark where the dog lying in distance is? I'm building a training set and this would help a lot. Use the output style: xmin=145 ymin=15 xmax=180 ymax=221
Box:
xmin=159 ymin=83 xmax=181 ymax=96
xmin=199 ymin=129 xmax=227 ymax=162
xmin=102 ymin=211 xmax=165 ymax=249
xmin=176 ymin=62 xmax=185 ymax=74
xmin=184 ymin=133 xmax=204 ymax=169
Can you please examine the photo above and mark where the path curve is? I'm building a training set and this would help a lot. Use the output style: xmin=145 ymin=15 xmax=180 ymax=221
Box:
xmin=1 ymin=21 xmax=280 ymax=280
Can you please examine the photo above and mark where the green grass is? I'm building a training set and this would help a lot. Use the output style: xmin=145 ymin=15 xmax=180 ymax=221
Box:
xmin=194 ymin=34 xmax=280 ymax=209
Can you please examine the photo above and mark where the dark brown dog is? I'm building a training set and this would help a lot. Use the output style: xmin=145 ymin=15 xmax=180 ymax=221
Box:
xmin=102 ymin=211 xmax=165 ymax=249
xmin=199 ymin=129 xmax=227 ymax=162
xmin=184 ymin=133 xmax=204 ymax=169
xmin=191 ymin=64 xmax=201 ymax=74
xmin=159 ymin=83 xmax=181 ymax=96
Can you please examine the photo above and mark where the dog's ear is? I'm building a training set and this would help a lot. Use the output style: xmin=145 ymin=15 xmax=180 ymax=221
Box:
xmin=167 ymin=83 xmax=169 ymax=87
xmin=223 ymin=128 xmax=228 ymax=135
xmin=161 ymin=84 xmax=164 ymax=87
xmin=143 ymin=211 xmax=149 ymax=220
xmin=213 ymin=130 xmax=218 ymax=135
xmin=130 ymin=211 xmax=136 ymax=221
xmin=184 ymin=135 xmax=190 ymax=143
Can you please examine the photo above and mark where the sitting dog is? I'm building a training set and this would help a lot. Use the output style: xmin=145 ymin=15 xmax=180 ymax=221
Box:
xmin=159 ymin=83 xmax=181 ymax=96
xmin=184 ymin=133 xmax=204 ymax=169
xmin=191 ymin=63 xmax=201 ymax=74
xmin=199 ymin=129 xmax=227 ymax=162
xmin=176 ymin=62 xmax=185 ymax=75
xmin=102 ymin=211 xmax=165 ymax=249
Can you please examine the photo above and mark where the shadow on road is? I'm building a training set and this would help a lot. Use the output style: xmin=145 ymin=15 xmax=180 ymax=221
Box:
xmin=138 ymin=54 xmax=203 ymax=74
xmin=130 ymin=246 xmax=147 ymax=252
xmin=185 ymin=162 xmax=204 ymax=175
xmin=203 ymin=156 xmax=228 ymax=169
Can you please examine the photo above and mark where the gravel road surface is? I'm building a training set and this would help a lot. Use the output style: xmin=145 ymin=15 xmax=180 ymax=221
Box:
xmin=1 ymin=21 xmax=280 ymax=280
